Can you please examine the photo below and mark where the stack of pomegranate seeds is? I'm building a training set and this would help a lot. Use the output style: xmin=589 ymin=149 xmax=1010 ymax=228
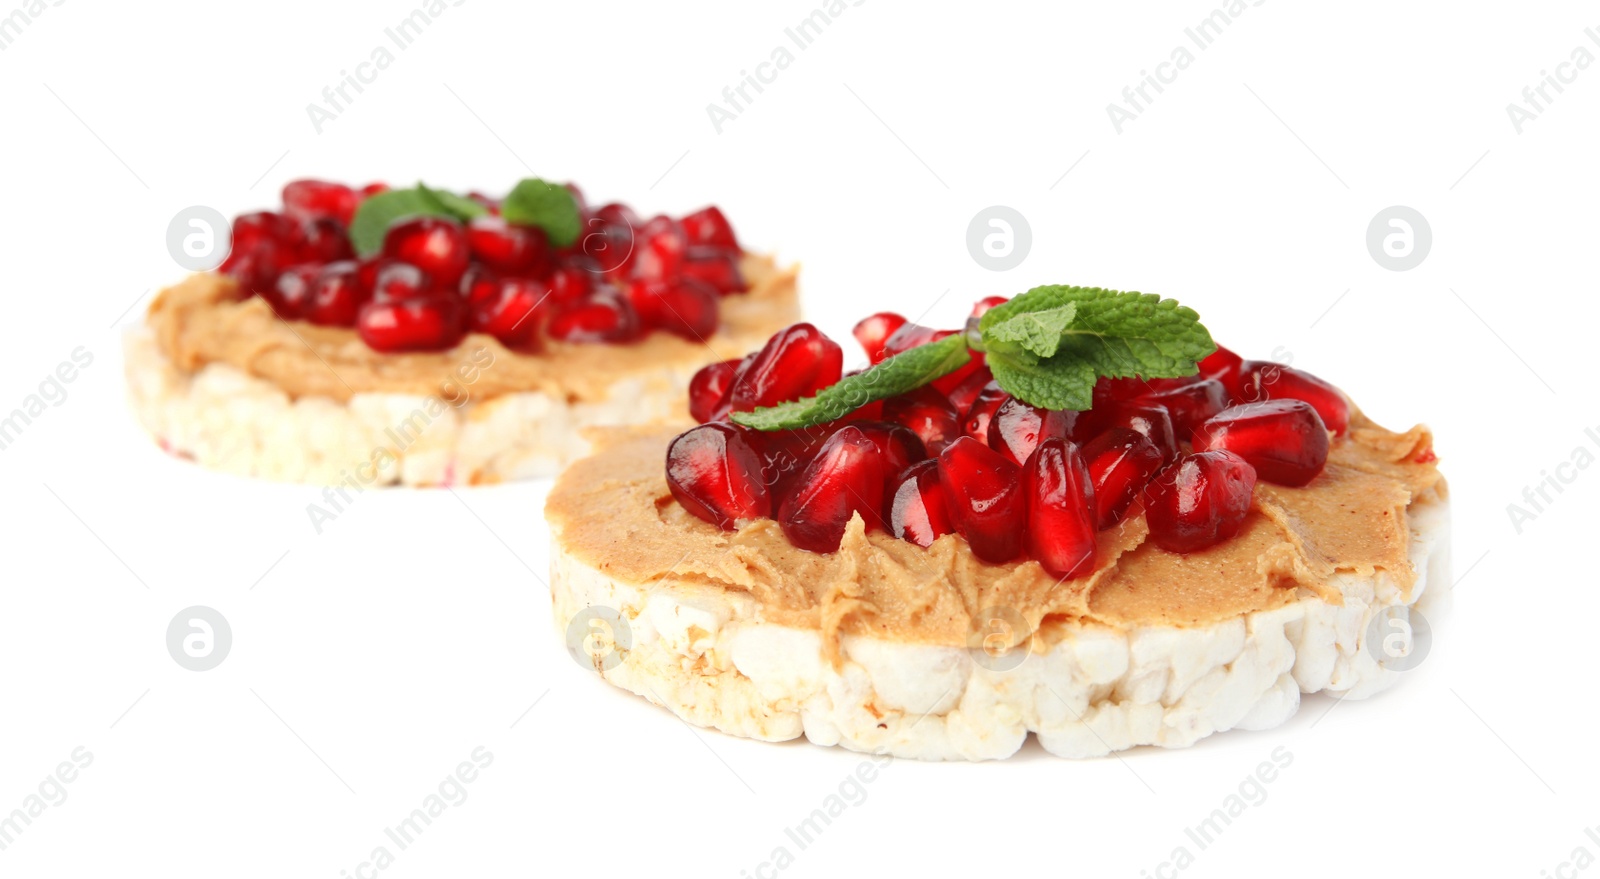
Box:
xmin=217 ymin=179 xmax=749 ymax=353
xmin=668 ymin=301 xmax=1352 ymax=575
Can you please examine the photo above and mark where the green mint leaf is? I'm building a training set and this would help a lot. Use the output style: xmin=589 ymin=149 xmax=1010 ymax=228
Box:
xmin=978 ymin=286 xmax=1214 ymax=408
xmin=982 ymin=302 xmax=1077 ymax=359
xmin=731 ymin=333 xmax=971 ymax=431
xmin=500 ymin=178 xmax=582 ymax=247
xmin=348 ymin=183 xmax=482 ymax=256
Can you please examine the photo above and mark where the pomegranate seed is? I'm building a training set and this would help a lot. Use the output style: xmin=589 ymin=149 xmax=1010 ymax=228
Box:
xmin=467 ymin=216 xmax=549 ymax=275
xmin=469 ymin=277 xmax=547 ymax=349
xmin=593 ymin=202 xmax=640 ymax=231
xmin=882 ymin=386 xmax=962 ymax=455
xmin=746 ymin=426 xmax=829 ymax=497
xmin=221 ymin=243 xmax=286 ymax=298
xmin=970 ymin=296 xmax=1009 ymax=318
xmin=726 ymin=323 xmax=843 ymax=413
xmin=1135 ymin=378 xmax=1227 ymax=436
xmin=666 ymin=423 xmax=771 ymax=530
xmin=937 ymin=437 xmax=1025 ymax=563
xmin=689 ymin=359 xmax=741 ymax=423
xmin=1079 ymin=427 xmax=1164 ymax=529
xmin=304 ymin=261 xmax=365 ymax=327
xmin=852 ymin=421 xmax=926 ymax=476
xmin=1198 ymin=344 xmax=1244 ymax=399
xmin=680 ymin=248 xmax=747 ymax=294
xmin=363 ymin=260 xmax=434 ymax=303
xmin=627 ymin=278 xmax=720 ymax=340
xmin=1143 ymin=450 xmax=1257 ymax=553
xmin=887 ymin=459 xmax=956 ymax=548
xmin=631 ymin=215 xmax=687 ymax=281
xmin=853 ymin=312 xmax=909 ymax=363
xmin=680 ymin=205 xmax=739 ymax=251
xmin=546 ymin=265 xmax=594 ymax=303
xmin=1192 ymin=400 xmax=1329 ymax=487
xmin=945 ymin=366 xmax=995 ymax=416
xmin=230 ymin=211 xmax=296 ymax=253
xmin=880 ymin=320 xmax=943 ymax=359
xmin=987 ymin=398 xmax=1077 ymax=465
xmin=1238 ymin=362 xmax=1350 ymax=435
xmin=1024 ymin=438 xmax=1097 ymax=579
xmin=356 ymin=296 xmax=466 ymax=353
xmin=778 ymin=426 xmax=890 ymax=552
xmin=962 ymin=382 xmax=1010 ymax=441
xmin=266 ymin=264 xmax=320 ymax=319
xmin=382 ymin=216 xmax=470 ymax=289
xmin=1096 ymin=403 xmax=1178 ymax=462
xmin=282 ymin=179 xmax=359 ymax=225
xmin=458 ymin=265 xmax=502 ymax=306
xmin=547 ymin=290 xmax=641 ymax=343
xmin=293 ymin=217 xmax=354 ymax=265
xmin=359 ymin=182 xmax=390 ymax=197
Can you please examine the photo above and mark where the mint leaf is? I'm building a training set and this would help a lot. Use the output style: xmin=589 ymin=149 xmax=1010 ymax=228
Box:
xmin=348 ymin=183 xmax=483 ymax=256
xmin=978 ymin=285 xmax=1214 ymax=409
xmin=731 ymin=333 xmax=971 ymax=431
xmin=501 ymin=178 xmax=582 ymax=247
xmin=983 ymin=302 xmax=1076 ymax=359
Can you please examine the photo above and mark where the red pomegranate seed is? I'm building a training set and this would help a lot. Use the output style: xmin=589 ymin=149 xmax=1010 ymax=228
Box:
xmin=1143 ymin=450 xmax=1257 ymax=553
xmin=467 ymin=216 xmax=549 ymax=275
xmin=937 ymin=437 xmax=1025 ymax=563
xmin=469 ymin=277 xmax=547 ymax=349
xmin=987 ymin=398 xmax=1077 ymax=465
xmin=630 ymin=215 xmax=687 ymax=281
xmin=1079 ymin=427 xmax=1164 ymax=529
xmin=282 ymin=179 xmax=359 ymax=225
xmin=359 ymin=182 xmax=390 ymax=198
xmin=382 ymin=216 xmax=470 ymax=289
xmin=962 ymin=382 xmax=1010 ymax=441
xmin=1024 ymin=438 xmax=1097 ymax=579
xmin=945 ymin=366 xmax=995 ymax=416
xmin=880 ymin=320 xmax=943 ymax=359
xmin=1198 ymin=344 xmax=1244 ymax=399
xmin=689 ymin=359 xmax=741 ymax=423
xmin=853 ymin=312 xmax=910 ymax=363
xmin=547 ymin=290 xmax=642 ymax=343
xmin=356 ymin=296 xmax=466 ymax=353
xmin=593 ymin=202 xmax=640 ymax=231
xmin=304 ymin=261 xmax=365 ymax=327
xmin=852 ymin=421 xmax=926 ymax=476
xmin=221 ymin=243 xmax=286 ymax=298
xmin=230 ymin=211 xmax=296 ymax=253
xmin=363 ymin=259 xmax=434 ymax=303
xmin=627 ymin=278 xmax=720 ymax=340
xmin=546 ymin=266 xmax=594 ymax=303
xmin=666 ymin=423 xmax=771 ymax=530
xmin=680 ymin=205 xmax=739 ymax=251
xmin=778 ymin=426 xmax=890 ymax=552
xmin=970 ymin=295 xmax=1009 ymax=317
xmin=293 ymin=217 xmax=354 ymax=265
xmin=458 ymin=265 xmax=502 ymax=306
xmin=887 ymin=459 xmax=955 ymax=548
xmin=1238 ymin=362 xmax=1350 ymax=435
xmin=727 ymin=323 xmax=844 ymax=413
xmin=882 ymin=385 xmax=962 ymax=455
xmin=266 ymin=265 xmax=320 ymax=319
xmin=1135 ymin=378 xmax=1227 ymax=436
xmin=680 ymin=248 xmax=747 ymax=294
xmin=1192 ymin=400 xmax=1330 ymax=487
xmin=745 ymin=425 xmax=829 ymax=497
xmin=1095 ymin=403 xmax=1178 ymax=462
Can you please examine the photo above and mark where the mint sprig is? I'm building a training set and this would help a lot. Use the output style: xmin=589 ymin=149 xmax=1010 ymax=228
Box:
xmin=501 ymin=178 xmax=582 ymax=248
xmin=730 ymin=285 xmax=1215 ymax=430
xmin=349 ymin=182 xmax=486 ymax=256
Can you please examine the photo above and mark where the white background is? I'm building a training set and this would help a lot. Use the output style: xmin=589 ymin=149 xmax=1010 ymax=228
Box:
xmin=1 ymin=0 xmax=1595 ymax=876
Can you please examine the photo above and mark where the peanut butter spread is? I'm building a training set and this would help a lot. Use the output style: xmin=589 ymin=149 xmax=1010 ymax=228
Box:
xmin=546 ymin=415 xmax=1445 ymax=659
xmin=144 ymin=255 xmax=799 ymax=403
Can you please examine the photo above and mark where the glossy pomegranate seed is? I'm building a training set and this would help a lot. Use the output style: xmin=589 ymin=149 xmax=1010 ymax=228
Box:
xmin=778 ymin=426 xmax=890 ymax=552
xmin=221 ymin=244 xmax=286 ymax=298
xmin=230 ymin=211 xmax=296 ymax=254
xmin=631 ymin=215 xmax=687 ymax=281
xmin=937 ymin=437 xmax=1025 ymax=563
xmin=680 ymin=205 xmax=739 ymax=251
xmin=962 ymin=382 xmax=1010 ymax=441
xmin=727 ymin=323 xmax=843 ymax=413
xmin=1192 ymin=400 xmax=1329 ymax=487
xmin=458 ymin=265 xmax=501 ymax=305
xmin=887 ymin=459 xmax=956 ymax=548
xmin=547 ymin=290 xmax=641 ymax=343
xmin=282 ymin=179 xmax=359 ymax=225
xmin=880 ymin=320 xmax=943 ymax=359
xmin=970 ymin=295 xmax=1009 ymax=317
xmin=293 ymin=217 xmax=354 ymax=265
xmin=680 ymin=248 xmax=747 ymax=295
xmin=363 ymin=260 xmax=434 ymax=303
xmin=1143 ymin=450 xmax=1257 ymax=553
xmin=467 ymin=216 xmax=548 ymax=275
xmin=853 ymin=312 xmax=909 ymax=363
xmin=745 ymin=425 xmax=829 ymax=497
xmin=546 ymin=265 xmax=594 ymax=303
xmin=689 ymin=359 xmax=741 ymax=423
xmin=945 ymin=366 xmax=995 ymax=416
xmin=1079 ymin=427 xmax=1164 ymax=529
xmin=1024 ymin=438 xmax=1097 ymax=579
xmin=469 ymin=277 xmax=547 ymax=349
xmin=987 ymin=398 xmax=1077 ymax=465
xmin=627 ymin=278 xmax=720 ymax=340
xmin=1135 ymin=378 xmax=1227 ymax=436
xmin=359 ymin=182 xmax=390 ymax=197
xmin=266 ymin=264 xmax=320 ymax=319
xmin=356 ymin=296 xmax=466 ymax=353
xmin=592 ymin=202 xmax=640 ymax=231
xmin=382 ymin=216 xmax=470 ymax=289
xmin=1097 ymin=403 xmax=1178 ymax=462
xmin=882 ymin=385 xmax=962 ymax=455
xmin=666 ymin=423 xmax=771 ymax=530
xmin=1238 ymin=362 xmax=1350 ymax=435
xmin=304 ymin=261 xmax=365 ymax=327
xmin=852 ymin=421 xmax=926 ymax=476
xmin=1198 ymin=344 xmax=1244 ymax=399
